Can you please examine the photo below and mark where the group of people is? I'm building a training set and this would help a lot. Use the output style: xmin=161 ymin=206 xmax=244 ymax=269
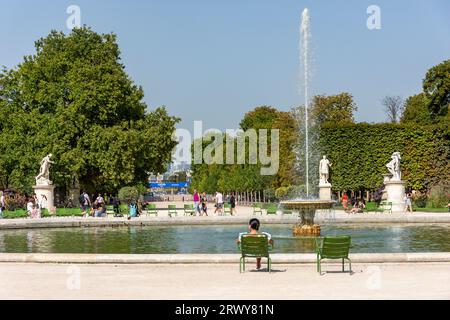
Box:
xmin=192 ymin=190 xmax=237 ymax=216
xmin=341 ymin=192 xmax=415 ymax=214
xmin=26 ymin=194 xmax=48 ymax=219
xmin=79 ymin=191 xmax=121 ymax=218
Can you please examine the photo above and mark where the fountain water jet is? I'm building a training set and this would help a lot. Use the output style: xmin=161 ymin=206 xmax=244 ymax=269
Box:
xmin=281 ymin=8 xmax=334 ymax=237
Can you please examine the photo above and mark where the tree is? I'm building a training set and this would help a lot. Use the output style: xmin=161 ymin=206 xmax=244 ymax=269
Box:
xmin=382 ymin=96 xmax=404 ymax=123
xmin=423 ymin=59 xmax=450 ymax=118
xmin=310 ymin=93 xmax=357 ymax=126
xmin=0 ymin=27 xmax=179 ymax=193
xmin=401 ymin=93 xmax=433 ymax=125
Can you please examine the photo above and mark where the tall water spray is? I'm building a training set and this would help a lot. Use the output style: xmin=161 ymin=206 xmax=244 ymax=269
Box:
xmin=300 ymin=8 xmax=311 ymax=197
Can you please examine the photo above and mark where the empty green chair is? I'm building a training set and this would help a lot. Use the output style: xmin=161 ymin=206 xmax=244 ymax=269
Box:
xmin=119 ymin=204 xmax=129 ymax=216
xmin=147 ymin=203 xmax=158 ymax=216
xmin=168 ymin=204 xmax=178 ymax=217
xmin=106 ymin=205 xmax=114 ymax=215
xmin=184 ymin=204 xmax=196 ymax=216
xmin=252 ymin=203 xmax=263 ymax=215
xmin=371 ymin=201 xmax=392 ymax=214
xmin=239 ymin=234 xmax=272 ymax=273
xmin=223 ymin=203 xmax=232 ymax=215
xmin=266 ymin=204 xmax=278 ymax=215
xmin=315 ymin=235 xmax=352 ymax=275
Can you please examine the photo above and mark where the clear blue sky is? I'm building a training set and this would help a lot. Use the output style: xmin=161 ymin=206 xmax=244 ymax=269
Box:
xmin=2 ymin=0 xmax=449 ymax=132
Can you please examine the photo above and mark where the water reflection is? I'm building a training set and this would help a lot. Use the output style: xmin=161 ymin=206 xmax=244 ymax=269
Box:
xmin=0 ymin=224 xmax=450 ymax=254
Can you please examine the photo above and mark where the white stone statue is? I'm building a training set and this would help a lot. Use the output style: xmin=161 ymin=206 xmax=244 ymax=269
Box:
xmin=319 ymin=155 xmax=332 ymax=185
xmin=35 ymin=154 xmax=55 ymax=185
xmin=386 ymin=152 xmax=401 ymax=181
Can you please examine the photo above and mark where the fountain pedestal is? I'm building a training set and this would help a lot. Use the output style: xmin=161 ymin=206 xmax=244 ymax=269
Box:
xmin=281 ymin=200 xmax=334 ymax=237
xmin=319 ymin=183 xmax=332 ymax=201
xmin=385 ymin=180 xmax=406 ymax=212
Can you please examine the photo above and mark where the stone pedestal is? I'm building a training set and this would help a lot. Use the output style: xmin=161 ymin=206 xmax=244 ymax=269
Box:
xmin=319 ymin=183 xmax=332 ymax=201
xmin=33 ymin=184 xmax=56 ymax=213
xmin=384 ymin=180 xmax=406 ymax=212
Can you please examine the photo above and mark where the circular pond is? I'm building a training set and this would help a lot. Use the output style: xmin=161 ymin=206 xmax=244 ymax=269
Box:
xmin=1 ymin=223 xmax=450 ymax=254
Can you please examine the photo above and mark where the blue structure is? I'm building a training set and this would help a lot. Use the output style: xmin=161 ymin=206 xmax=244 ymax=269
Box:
xmin=149 ymin=182 xmax=189 ymax=188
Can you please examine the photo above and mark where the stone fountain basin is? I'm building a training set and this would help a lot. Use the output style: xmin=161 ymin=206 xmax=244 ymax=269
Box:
xmin=280 ymin=200 xmax=334 ymax=210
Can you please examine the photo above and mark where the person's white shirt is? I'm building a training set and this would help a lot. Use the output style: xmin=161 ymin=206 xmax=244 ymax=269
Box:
xmin=27 ymin=201 xmax=33 ymax=213
xmin=39 ymin=196 xmax=48 ymax=209
xmin=216 ymin=192 xmax=223 ymax=204
xmin=238 ymin=232 xmax=272 ymax=242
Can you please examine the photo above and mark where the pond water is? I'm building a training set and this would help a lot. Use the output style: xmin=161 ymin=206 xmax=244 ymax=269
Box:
xmin=1 ymin=224 xmax=450 ymax=254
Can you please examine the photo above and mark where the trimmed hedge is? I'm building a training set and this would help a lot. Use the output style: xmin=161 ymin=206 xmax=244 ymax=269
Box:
xmin=319 ymin=123 xmax=450 ymax=192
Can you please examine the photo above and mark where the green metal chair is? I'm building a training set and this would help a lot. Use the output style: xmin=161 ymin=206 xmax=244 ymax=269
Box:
xmin=370 ymin=201 xmax=393 ymax=214
xmin=168 ymin=204 xmax=178 ymax=217
xmin=315 ymin=235 xmax=352 ymax=275
xmin=119 ymin=204 xmax=129 ymax=216
xmin=266 ymin=204 xmax=278 ymax=215
xmin=239 ymin=234 xmax=272 ymax=273
xmin=252 ymin=203 xmax=263 ymax=215
xmin=223 ymin=203 xmax=232 ymax=215
xmin=106 ymin=205 xmax=114 ymax=216
xmin=184 ymin=204 xmax=196 ymax=216
xmin=147 ymin=203 xmax=158 ymax=216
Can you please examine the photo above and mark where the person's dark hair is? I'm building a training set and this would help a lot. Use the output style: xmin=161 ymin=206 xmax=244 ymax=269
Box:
xmin=249 ymin=218 xmax=260 ymax=231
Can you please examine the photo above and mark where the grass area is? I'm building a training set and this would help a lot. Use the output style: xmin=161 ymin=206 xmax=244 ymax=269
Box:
xmin=333 ymin=201 xmax=449 ymax=213
xmin=1 ymin=208 xmax=83 ymax=219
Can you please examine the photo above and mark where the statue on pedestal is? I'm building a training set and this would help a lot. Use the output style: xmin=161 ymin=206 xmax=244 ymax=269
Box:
xmin=35 ymin=154 xmax=55 ymax=185
xmin=386 ymin=152 xmax=401 ymax=181
xmin=319 ymin=155 xmax=332 ymax=185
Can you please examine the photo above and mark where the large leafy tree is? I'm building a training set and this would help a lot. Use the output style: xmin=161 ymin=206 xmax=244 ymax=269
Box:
xmin=0 ymin=27 xmax=179 ymax=192
xmin=423 ymin=59 xmax=450 ymax=118
xmin=401 ymin=93 xmax=433 ymax=125
xmin=310 ymin=93 xmax=357 ymax=126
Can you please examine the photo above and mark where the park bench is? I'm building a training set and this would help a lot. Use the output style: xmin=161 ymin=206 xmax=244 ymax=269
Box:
xmin=146 ymin=203 xmax=158 ymax=217
xmin=315 ymin=235 xmax=352 ymax=275
xmin=252 ymin=203 xmax=263 ymax=215
xmin=184 ymin=204 xmax=196 ymax=216
xmin=238 ymin=234 xmax=273 ymax=273
xmin=168 ymin=204 xmax=178 ymax=217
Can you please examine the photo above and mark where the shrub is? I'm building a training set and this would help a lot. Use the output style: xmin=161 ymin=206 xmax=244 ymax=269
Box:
xmin=428 ymin=184 xmax=450 ymax=208
xmin=118 ymin=186 xmax=140 ymax=204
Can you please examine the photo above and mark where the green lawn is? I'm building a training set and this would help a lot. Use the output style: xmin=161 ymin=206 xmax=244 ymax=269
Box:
xmin=1 ymin=208 xmax=84 ymax=219
xmin=333 ymin=201 xmax=448 ymax=213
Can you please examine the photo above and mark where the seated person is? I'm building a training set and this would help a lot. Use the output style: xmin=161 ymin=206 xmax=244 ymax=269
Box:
xmin=95 ymin=204 xmax=107 ymax=217
xmin=350 ymin=200 xmax=365 ymax=214
xmin=89 ymin=205 xmax=96 ymax=217
xmin=127 ymin=203 xmax=138 ymax=220
xmin=236 ymin=218 xmax=273 ymax=270
xmin=31 ymin=204 xmax=41 ymax=219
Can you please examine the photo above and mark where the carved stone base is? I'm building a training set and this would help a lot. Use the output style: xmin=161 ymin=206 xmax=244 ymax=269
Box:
xmin=33 ymin=184 xmax=56 ymax=213
xmin=319 ymin=183 xmax=332 ymax=201
xmin=385 ymin=180 xmax=406 ymax=212
xmin=293 ymin=224 xmax=321 ymax=237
